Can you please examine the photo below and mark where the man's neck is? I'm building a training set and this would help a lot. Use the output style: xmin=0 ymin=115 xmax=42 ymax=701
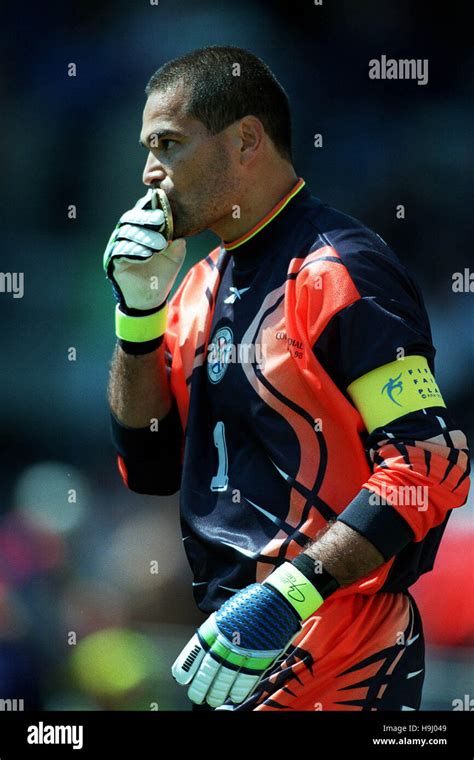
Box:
xmin=210 ymin=168 xmax=299 ymax=243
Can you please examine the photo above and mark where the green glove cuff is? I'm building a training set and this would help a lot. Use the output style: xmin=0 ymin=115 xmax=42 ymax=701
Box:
xmin=263 ymin=561 xmax=325 ymax=621
xmin=199 ymin=614 xmax=281 ymax=670
xmin=115 ymin=302 xmax=168 ymax=343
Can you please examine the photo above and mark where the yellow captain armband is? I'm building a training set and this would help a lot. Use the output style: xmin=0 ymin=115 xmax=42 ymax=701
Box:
xmin=346 ymin=355 xmax=446 ymax=433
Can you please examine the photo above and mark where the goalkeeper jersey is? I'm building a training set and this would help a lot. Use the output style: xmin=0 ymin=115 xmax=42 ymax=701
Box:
xmin=111 ymin=177 xmax=470 ymax=615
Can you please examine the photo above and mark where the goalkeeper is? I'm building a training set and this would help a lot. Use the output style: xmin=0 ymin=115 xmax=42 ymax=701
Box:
xmin=104 ymin=46 xmax=470 ymax=711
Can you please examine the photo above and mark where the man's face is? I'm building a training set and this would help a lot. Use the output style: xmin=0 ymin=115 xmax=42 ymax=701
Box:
xmin=140 ymin=84 xmax=243 ymax=238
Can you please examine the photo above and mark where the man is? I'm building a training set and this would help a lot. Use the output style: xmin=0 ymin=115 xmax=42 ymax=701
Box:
xmin=104 ymin=46 xmax=470 ymax=711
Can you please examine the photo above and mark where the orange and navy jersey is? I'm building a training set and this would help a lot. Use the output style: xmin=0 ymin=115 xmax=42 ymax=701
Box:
xmin=112 ymin=177 xmax=470 ymax=615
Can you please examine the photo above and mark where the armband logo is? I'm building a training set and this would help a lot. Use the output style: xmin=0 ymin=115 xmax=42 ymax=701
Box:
xmin=381 ymin=373 xmax=403 ymax=406
xmin=380 ymin=364 xmax=443 ymax=407
xmin=347 ymin=355 xmax=446 ymax=433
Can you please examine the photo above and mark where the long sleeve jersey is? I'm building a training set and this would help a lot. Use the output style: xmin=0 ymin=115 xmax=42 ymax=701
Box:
xmin=110 ymin=177 xmax=470 ymax=614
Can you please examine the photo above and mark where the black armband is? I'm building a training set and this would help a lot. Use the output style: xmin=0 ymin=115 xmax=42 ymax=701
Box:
xmin=110 ymin=397 xmax=183 ymax=495
xmin=336 ymin=487 xmax=414 ymax=561
xmin=290 ymin=552 xmax=340 ymax=600
xmin=118 ymin=334 xmax=164 ymax=355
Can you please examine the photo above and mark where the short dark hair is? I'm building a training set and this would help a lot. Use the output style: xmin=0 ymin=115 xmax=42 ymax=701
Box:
xmin=145 ymin=45 xmax=293 ymax=162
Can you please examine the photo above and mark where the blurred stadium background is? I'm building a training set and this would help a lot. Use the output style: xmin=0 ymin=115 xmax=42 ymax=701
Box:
xmin=0 ymin=0 xmax=472 ymax=710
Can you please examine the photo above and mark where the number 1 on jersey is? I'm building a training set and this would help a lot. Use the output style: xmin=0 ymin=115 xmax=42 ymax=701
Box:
xmin=210 ymin=420 xmax=229 ymax=492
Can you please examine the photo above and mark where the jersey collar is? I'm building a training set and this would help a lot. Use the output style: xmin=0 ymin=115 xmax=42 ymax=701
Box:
xmin=222 ymin=177 xmax=307 ymax=254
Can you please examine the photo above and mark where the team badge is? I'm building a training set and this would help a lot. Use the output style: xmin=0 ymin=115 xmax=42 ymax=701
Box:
xmin=207 ymin=326 xmax=234 ymax=384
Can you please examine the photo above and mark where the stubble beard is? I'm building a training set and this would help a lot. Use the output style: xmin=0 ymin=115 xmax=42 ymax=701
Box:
xmin=172 ymin=145 xmax=242 ymax=239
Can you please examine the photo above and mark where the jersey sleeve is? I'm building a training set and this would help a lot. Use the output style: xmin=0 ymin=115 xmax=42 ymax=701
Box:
xmin=110 ymin=392 xmax=183 ymax=495
xmin=310 ymin=247 xmax=471 ymax=560
xmin=110 ymin=275 xmax=191 ymax=496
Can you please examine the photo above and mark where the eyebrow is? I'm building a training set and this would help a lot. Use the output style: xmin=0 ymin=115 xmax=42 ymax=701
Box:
xmin=139 ymin=129 xmax=185 ymax=148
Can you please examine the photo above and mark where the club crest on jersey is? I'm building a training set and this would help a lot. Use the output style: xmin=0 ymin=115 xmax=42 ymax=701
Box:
xmin=207 ymin=326 xmax=234 ymax=384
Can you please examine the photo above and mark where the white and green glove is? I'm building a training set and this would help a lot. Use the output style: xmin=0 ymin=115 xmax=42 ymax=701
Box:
xmin=103 ymin=188 xmax=186 ymax=352
xmin=171 ymin=554 xmax=339 ymax=708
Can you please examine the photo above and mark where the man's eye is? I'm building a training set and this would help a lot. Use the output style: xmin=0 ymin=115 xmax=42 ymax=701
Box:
xmin=160 ymin=139 xmax=175 ymax=151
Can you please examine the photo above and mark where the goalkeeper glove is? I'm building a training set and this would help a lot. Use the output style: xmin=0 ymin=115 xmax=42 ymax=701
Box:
xmin=171 ymin=553 xmax=339 ymax=708
xmin=103 ymin=188 xmax=186 ymax=353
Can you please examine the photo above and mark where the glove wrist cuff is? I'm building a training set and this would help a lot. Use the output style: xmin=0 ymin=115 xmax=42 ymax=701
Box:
xmin=263 ymin=556 xmax=339 ymax=622
xmin=115 ymin=301 xmax=168 ymax=343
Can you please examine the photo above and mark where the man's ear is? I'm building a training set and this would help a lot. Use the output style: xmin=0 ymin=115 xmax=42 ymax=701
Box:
xmin=237 ymin=116 xmax=264 ymax=165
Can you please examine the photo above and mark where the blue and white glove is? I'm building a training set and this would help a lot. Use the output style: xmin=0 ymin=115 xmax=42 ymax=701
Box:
xmin=171 ymin=557 xmax=337 ymax=708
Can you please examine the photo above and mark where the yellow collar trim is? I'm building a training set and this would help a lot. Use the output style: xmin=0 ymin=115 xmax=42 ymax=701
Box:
xmin=223 ymin=178 xmax=306 ymax=251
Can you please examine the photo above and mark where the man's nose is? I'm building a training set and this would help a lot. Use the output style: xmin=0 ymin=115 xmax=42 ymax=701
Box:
xmin=142 ymin=152 xmax=166 ymax=187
